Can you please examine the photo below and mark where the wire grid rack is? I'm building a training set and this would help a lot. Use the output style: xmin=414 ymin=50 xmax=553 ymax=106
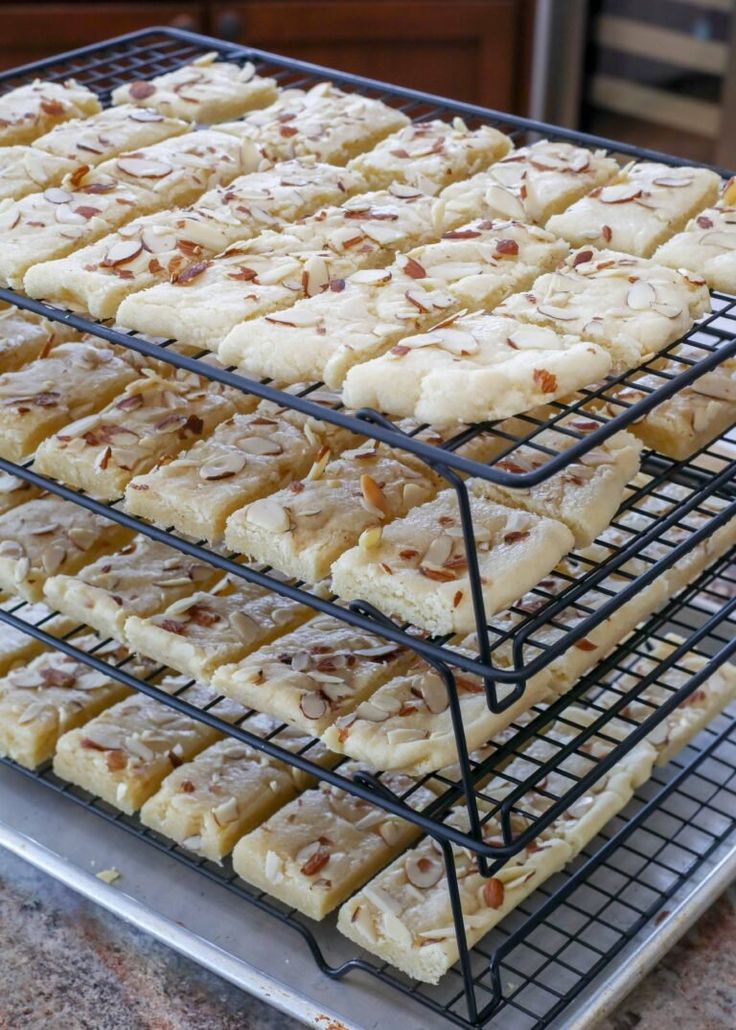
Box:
xmin=0 ymin=26 xmax=734 ymax=1027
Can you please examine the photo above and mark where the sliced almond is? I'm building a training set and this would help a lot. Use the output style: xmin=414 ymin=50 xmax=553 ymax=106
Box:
xmin=626 ymin=280 xmax=656 ymax=310
xmin=244 ymin=498 xmax=291 ymax=533
xmin=598 ymin=182 xmax=642 ymax=203
xmin=199 ymin=451 xmax=247 ymax=480
xmin=507 ymin=326 xmax=560 ymax=349
xmin=212 ymin=796 xmax=239 ymax=826
xmin=405 ymin=853 xmax=443 ymax=888
xmin=299 ymin=692 xmax=328 ymax=720
xmin=117 ymin=156 xmax=174 ymax=178
xmin=420 ymin=673 xmax=449 ymax=714
xmin=350 ymin=268 xmax=392 ymax=285
xmin=359 ymin=525 xmax=383 ymax=550
xmin=229 ymin=611 xmax=259 ymax=643
xmin=652 ymin=175 xmax=694 ymax=188
xmin=700 ymin=230 xmax=736 ymax=250
xmin=105 ymin=239 xmax=144 ymax=265
xmin=484 ymin=183 xmax=526 ymax=220
xmin=360 ymin=474 xmax=389 ymax=517
xmin=239 ymin=436 xmax=283 ymax=456
xmin=43 ymin=187 xmax=72 ymax=204
xmin=422 ymin=535 xmax=453 ymax=567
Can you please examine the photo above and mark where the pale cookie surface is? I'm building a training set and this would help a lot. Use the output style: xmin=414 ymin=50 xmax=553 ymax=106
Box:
xmin=125 ymin=395 xmax=359 ymax=541
xmin=140 ymin=713 xmax=335 ymax=861
xmin=0 ymin=79 xmax=101 ymax=146
xmin=53 ymin=676 xmax=246 ymax=814
xmin=434 ymin=140 xmax=619 ymax=228
xmin=231 ymin=762 xmax=437 ymax=920
xmin=547 ymin=162 xmax=721 ymax=257
xmin=341 ymin=312 xmax=611 ymax=425
xmin=223 ymin=439 xmax=443 ymax=583
xmin=217 ymin=81 xmax=409 ymax=164
xmin=210 ymin=613 xmax=413 ymax=736
xmin=43 ymin=534 xmax=220 ymax=642
xmin=0 ymin=306 xmax=77 ymax=373
xmin=111 ymin=53 xmax=278 ymax=122
xmin=125 ymin=575 xmax=310 ymax=682
xmin=0 ymin=146 xmax=77 ymax=203
xmin=34 ymin=103 xmax=188 ymax=161
xmin=0 ymin=595 xmax=76 ymax=676
xmin=0 ymin=339 xmax=142 ymax=462
xmin=655 ymin=205 xmax=736 ymax=293
xmin=497 ymin=248 xmax=711 ymax=371
xmin=0 ymin=473 xmax=41 ymax=516
xmin=34 ymin=366 xmax=254 ymax=500
xmin=331 ymin=490 xmax=574 ymax=635
xmin=348 ymin=118 xmax=511 ymax=193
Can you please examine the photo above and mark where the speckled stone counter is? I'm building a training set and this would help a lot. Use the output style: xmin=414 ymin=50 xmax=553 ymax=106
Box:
xmin=1 ymin=848 xmax=734 ymax=1029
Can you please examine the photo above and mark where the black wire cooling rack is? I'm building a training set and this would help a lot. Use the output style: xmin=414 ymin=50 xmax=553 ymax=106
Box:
xmin=0 ymin=26 xmax=735 ymax=1028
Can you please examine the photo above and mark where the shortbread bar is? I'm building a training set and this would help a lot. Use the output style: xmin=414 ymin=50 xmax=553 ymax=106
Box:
xmin=111 ymin=53 xmax=278 ymax=123
xmin=0 ymin=306 xmax=76 ymax=372
xmin=125 ymin=396 xmax=360 ymax=541
xmin=117 ymin=184 xmax=440 ymax=349
xmin=210 ymin=613 xmax=414 ymax=736
xmin=218 ymin=81 xmax=409 ymax=165
xmin=53 ymin=676 xmax=246 ymax=814
xmin=0 ymin=473 xmax=41 ymax=516
xmin=0 ymin=595 xmax=76 ymax=675
xmin=497 ymin=248 xmax=712 ymax=371
xmin=655 ymin=203 xmax=736 ymax=293
xmin=434 ymin=140 xmax=620 ymax=228
xmin=43 ymin=534 xmax=220 ymax=642
xmin=140 ymin=712 xmax=335 ymax=861
xmin=547 ymin=162 xmax=722 ymax=257
xmin=331 ymin=491 xmax=574 ymax=635
xmin=341 ymin=312 xmax=612 ymax=425
xmin=25 ymin=159 xmax=364 ymax=317
xmin=218 ymin=219 xmax=569 ymax=386
xmin=125 ymin=575 xmax=310 ymax=681
xmin=348 ymin=118 xmax=511 ymax=193
xmin=231 ymin=761 xmax=437 ymax=919
xmin=0 ymin=339 xmax=142 ymax=462
xmin=0 ymin=79 xmax=100 ymax=146
xmin=0 ymin=636 xmax=149 ymax=768
xmin=223 ymin=440 xmax=443 ymax=583
xmin=0 ymin=495 xmax=132 ymax=602
xmin=34 ymin=367 xmax=254 ymax=500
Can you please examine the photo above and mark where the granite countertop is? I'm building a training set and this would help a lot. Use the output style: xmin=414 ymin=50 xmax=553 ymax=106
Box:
xmin=1 ymin=849 xmax=735 ymax=1030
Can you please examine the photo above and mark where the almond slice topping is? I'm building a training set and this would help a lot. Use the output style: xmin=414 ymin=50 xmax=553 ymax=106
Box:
xmin=626 ymin=280 xmax=656 ymax=310
xmin=116 ymin=156 xmax=173 ymax=178
xmin=105 ymin=239 xmax=144 ymax=266
xmin=360 ymin=474 xmax=389 ymax=517
xmin=405 ymin=854 xmax=443 ymax=888
xmin=244 ymin=498 xmax=290 ymax=533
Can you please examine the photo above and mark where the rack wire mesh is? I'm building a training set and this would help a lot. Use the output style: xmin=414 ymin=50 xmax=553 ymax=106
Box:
xmin=0 ymin=26 xmax=734 ymax=1028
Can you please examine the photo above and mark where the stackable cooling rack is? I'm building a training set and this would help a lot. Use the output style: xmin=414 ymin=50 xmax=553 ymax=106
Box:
xmin=0 ymin=26 xmax=734 ymax=1029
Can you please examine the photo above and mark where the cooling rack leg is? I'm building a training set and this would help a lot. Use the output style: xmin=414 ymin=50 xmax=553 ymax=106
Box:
xmin=438 ymin=836 xmax=483 ymax=1025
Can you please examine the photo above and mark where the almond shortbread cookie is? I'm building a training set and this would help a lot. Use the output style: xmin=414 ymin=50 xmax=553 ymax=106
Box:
xmin=0 ymin=79 xmax=100 ymax=146
xmin=34 ymin=366 xmax=255 ymax=501
xmin=218 ymin=81 xmax=409 ymax=164
xmin=434 ymin=140 xmax=620 ymax=228
xmin=0 ymin=495 xmax=132 ymax=602
xmin=125 ymin=575 xmax=310 ymax=682
xmin=210 ymin=613 xmax=414 ymax=736
xmin=224 ymin=439 xmax=443 ymax=583
xmin=655 ymin=201 xmax=736 ymax=293
xmin=53 ymin=676 xmax=247 ymax=814
xmin=0 ymin=306 xmax=77 ymax=373
xmin=231 ymin=761 xmax=437 ymax=919
xmin=111 ymin=53 xmax=278 ymax=123
xmin=140 ymin=712 xmax=336 ymax=861
xmin=43 ymin=534 xmax=221 ymax=642
xmin=0 ymin=339 xmax=143 ymax=462
xmin=348 ymin=118 xmax=511 ymax=193
xmin=117 ymin=183 xmax=440 ymax=349
xmin=25 ymin=159 xmax=364 ymax=317
xmin=125 ymin=395 xmax=360 ymax=541
xmin=547 ymin=162 xmax=721 ymax=257
xmin=218 ymin=219 xmax=569 ymax=387
xmin=331 ymin=491 xmax=574 ymax=635
xmin=0 ymin=595 xmax=76 ymax=676
xmin=341 ymin=313 xmax=611 ymax=425
xmin=497 ymin=248 xmax=711 ymax=371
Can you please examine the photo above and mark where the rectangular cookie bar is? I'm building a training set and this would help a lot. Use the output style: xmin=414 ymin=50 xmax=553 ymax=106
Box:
xmin=0 ymin=636 xmax=151 ymax=768
xmin=0 ymin=306 xmax=77 ymax=373
xmin=0 ymin=79 xmax=101 ymax=146
xmin=330 ymin=491 xmax=575 ymax=636
xmin=53 ymin=676 xmax=247 ymax=814
xmin=140 ymin=712 xmax=335 ymax=861
xmin=116 ymin=183 xmax=440 ymax=350
xmin=231 ymin=761 xmax=437 ymax=919
xmin=0 ymin=473 xmax=41 ymax=516
xmin=547 ymin=161 xmax=722 ymax=257
xmin=125 ymin=574 xmax=311 ymax=682
xmin=341 ymin=313 xmax=612 ymax=426
xmin=111 ymin=53 xmax=278 ymax=123
xmin=0 ymin=595 xmax=76 ymax=675
xmin=496 ymin=248 xmax=712 ymax=372
xmin=218 ymin=219 xmax=569 ymax=387
xmin=0 ymin=495 xmax=132 ymax=603
xmin=347 ymin=118 xmax=511 ymax=193
xmin=654 ymin=202 xmax=736 ymax=293
xmin=124 ymin=395 xmax=360 ymax=542
xmin=0 ymin=339 xmax=143 ymax=462
xmin=218 ymin=81 xmax=409 ymax=164
xmin=43 ymin=534 xmax=221 ymax=642
xmin=25 ymin=159 xmax=365 ymax=318
xmin=223 ymin=439 xmax=443 ymax=584
xmin=434 ymin=140 xmax=620 ymax=228
xmin=34 ymin=366 xmax=255 ymax=501
xmin=210 ymin=613 xmax=414 ymax=736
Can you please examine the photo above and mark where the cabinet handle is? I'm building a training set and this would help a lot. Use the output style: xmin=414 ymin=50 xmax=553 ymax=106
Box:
xmin=169 ymin=13 xmax=198 ymax=31
xmin=216 ymin=10 xmax=243 ymax=41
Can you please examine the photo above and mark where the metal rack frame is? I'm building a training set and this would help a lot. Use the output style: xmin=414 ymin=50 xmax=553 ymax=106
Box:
xmin=0 ymin=27 xmax=734 ymax=1028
